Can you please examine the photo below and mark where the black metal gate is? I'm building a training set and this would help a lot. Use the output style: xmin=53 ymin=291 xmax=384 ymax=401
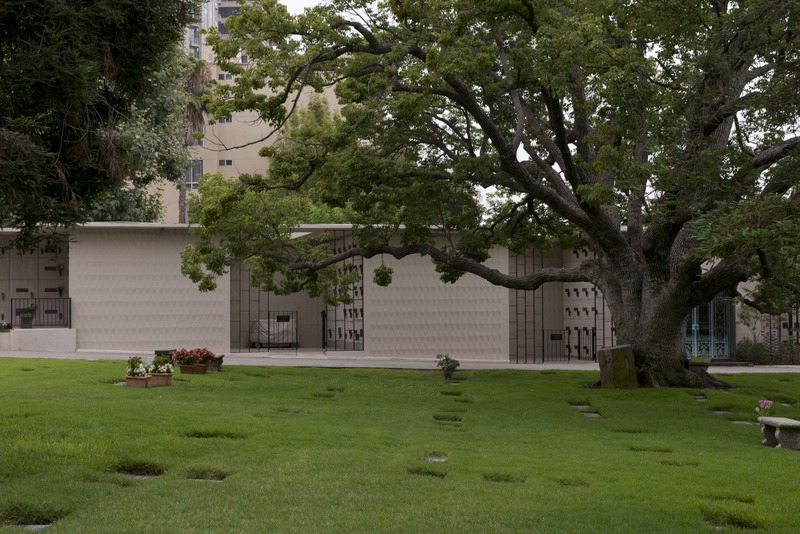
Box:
xmin=541 ymin=329 xmax=567 ymax=361
xmin=541 ymin=328 xmax=597 ymax=362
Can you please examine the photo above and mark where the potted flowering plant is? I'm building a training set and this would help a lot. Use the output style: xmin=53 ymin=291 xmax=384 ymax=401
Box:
xmin=0 ymin=321 xmax=10 ymax=333
xmin=125 ymin=356 xmax=150 ymax=388
xmin=172 ymin=348 xmax=197 ymax=365
xmin=148 ymin=354 xmax=174 ymax=387
xmin=172 ymin=348 xmax=197 ymax=374
xmin=172 ymin=348 xmax=216 ymax=374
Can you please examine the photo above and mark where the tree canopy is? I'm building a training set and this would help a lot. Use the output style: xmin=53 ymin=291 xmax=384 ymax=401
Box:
xmin=185 ymin=0 xmax=800 ymax=386
xmin=0 ymin=0 xmax=200 ymax=245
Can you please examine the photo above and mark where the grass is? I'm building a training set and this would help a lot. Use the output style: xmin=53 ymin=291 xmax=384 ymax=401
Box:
xmin=0 ymin=359 xmax=799 ymax=532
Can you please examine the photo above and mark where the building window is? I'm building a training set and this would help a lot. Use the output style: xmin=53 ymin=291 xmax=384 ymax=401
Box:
xmin=240 ymin=54 xmax=248 ymax=64
xmin=219 ymin=159 xmax=233 ymax=167
xmin=184 ymin=160 xmax=203 ymax=190
xmin=219 ymin=116 xmax=232 ymax=124
xmin=217 ymin=6 xmax=240 ymax=35
xmin=218 ymin=6 xmax=240 ymax=18
xmin=218 ymin=73 xmax=232 ymax=81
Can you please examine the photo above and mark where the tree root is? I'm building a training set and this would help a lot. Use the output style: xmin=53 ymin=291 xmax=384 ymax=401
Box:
xmin=637 ymin=363 xmax=732 ymax=389
xmin=697 ymin=369 xmax=733 ymax=390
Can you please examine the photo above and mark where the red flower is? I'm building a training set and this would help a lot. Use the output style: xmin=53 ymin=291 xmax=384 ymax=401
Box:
xmin=172 ymin=347 xmax=216 ymax=364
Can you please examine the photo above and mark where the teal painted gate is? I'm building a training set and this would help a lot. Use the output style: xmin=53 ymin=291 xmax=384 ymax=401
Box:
xmin=685 ymin=293 xmax=731 ymax=359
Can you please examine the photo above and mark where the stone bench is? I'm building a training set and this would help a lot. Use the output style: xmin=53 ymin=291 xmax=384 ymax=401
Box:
xmin=758 ymin=417 xmax=800 ymax=450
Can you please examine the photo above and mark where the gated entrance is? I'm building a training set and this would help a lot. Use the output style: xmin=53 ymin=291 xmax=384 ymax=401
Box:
xmin=685 ymin=293 xmax=733 ymax=359
xmin=540 ymin=328 xmax=598 ymax=362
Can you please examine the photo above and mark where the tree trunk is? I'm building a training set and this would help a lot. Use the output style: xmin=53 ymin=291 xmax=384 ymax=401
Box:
xmin=602 ymin=269 xmax=732 ymax=389
xmin=178 ymin=187 xmax=187 ymax=224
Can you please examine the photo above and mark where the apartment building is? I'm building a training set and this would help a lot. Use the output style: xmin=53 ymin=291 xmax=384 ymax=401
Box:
xmin=161 ymin=1 xmax=306 ymax=222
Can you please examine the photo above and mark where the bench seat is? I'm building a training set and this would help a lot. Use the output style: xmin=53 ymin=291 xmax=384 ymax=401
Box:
xmin=758 ymin=417 xmax=800 ymax=450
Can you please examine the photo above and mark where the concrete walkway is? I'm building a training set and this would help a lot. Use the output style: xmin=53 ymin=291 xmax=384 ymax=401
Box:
xmin=1 ymin=348 xmax=799 ymax=374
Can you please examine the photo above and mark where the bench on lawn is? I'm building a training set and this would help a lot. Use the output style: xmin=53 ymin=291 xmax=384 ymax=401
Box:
xmin=757 ymin=417 xmax=800 ymax=450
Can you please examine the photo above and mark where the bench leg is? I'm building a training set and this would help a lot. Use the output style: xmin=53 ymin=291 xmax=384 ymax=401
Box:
xmin=775 ymin=428 xmax=800 ymax=450
xmin=761 ymin=424 xmax=778 ymax=447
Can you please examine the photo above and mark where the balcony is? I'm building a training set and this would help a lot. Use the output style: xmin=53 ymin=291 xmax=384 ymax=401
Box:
xmin=11 ymin=298 xmax=71 ymax=329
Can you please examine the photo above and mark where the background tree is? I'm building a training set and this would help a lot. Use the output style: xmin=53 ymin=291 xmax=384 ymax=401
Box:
xmin=0 ymin=0 xmax=200 ymax=245
xmin=178 ymin=58 xmax=214 ymax=224
xmin=85 ymin=47 xmax=203 ymax=223
xmin=184 ymin=0 xmax=800 ymax=387
xmin=84 ymin=187 xmax=164 ymax=223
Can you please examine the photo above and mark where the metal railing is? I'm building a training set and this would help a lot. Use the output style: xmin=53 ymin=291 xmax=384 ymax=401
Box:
xmin=10 ymin=298 xmax=71 ymax=329
xmin=541 ymin=329 xmax=569 ymax=362
xmin=540 ymin=328 xmax=598 ymax=362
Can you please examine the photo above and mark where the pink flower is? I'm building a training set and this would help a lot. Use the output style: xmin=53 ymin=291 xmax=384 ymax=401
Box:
xmin=756 ymin=399 xmax=773 ymax=418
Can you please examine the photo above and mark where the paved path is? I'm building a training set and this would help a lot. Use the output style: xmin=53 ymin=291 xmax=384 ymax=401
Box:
xmin=1 ymin=348 xmax=799 ymax=374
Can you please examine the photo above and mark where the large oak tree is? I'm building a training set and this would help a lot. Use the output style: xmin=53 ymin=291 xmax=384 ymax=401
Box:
xmin=184 ymin=0 xmax=800 ymax=387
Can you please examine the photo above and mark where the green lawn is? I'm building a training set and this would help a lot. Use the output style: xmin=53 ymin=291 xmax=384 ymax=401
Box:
xmin=0 ymin=359 xmax=798 ymax=533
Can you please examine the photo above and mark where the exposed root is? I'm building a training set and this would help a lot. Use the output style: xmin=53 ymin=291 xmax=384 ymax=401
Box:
xmin=698 ymin=370 xmax=733 ymax=390
xmin=638 ymin=363 xmax=732 ymax=389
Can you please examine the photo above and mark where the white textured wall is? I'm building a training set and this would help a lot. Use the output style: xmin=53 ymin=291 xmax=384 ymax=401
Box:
xmin=69 ymin=225 xmax=230 ymax=353
xmin=362 ymin=244 xmax=509 ymax=361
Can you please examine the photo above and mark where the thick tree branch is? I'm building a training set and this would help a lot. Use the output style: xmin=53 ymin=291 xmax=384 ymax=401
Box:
xmin=732 ymin=135 xmax=800 ymax=196
xmin=567 ymin=64 xmax=594 ymax=170
xmin=688 ymin=258 xmax=749 ymax=308
xmin=540 ymin=86 xmax=581 ymax=188
xmin=440 ymin=73 xmax=592 ymax=228
xmin=287 ymin=241 xmax=600 ymax=290
xmin=755 ymin=136 xmax=800 ymax=172
xmin=737 ymin=294 xmax=785 ymax=316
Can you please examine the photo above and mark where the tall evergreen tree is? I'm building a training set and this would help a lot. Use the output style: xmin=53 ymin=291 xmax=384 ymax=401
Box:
xmin=0 ymin=0 xmax=200 ymax=245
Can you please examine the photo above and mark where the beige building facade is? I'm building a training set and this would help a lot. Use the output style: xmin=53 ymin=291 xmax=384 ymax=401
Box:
xmin=2 ymin=224 xmax=515 ymax=359
xmin=1 ymin=223 xmax=771 ymax=362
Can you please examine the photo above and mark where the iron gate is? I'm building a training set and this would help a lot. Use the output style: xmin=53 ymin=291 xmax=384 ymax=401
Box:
xmin=685 ymin=293 xmax=731 ymax=359
xmin=541 ymin=328 xmax=597 ymax=362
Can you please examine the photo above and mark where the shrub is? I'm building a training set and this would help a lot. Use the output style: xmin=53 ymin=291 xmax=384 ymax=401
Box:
xmin=736 ymin=339 xmax=800 ymax=365
xmin=735 ymin=339 xmax=771 ymax=364
xmin=436 ymin=353 xmax=460 ymax=380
